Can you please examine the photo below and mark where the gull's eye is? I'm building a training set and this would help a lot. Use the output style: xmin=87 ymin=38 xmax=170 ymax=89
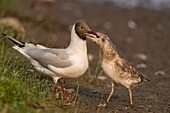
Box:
xmin=80 ymin=26 xmax=84 ymax=29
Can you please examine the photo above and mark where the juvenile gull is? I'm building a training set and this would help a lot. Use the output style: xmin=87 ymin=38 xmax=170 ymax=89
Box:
xmin=1 ymin=20 xmax=98 ymax=100
xmin=87 ymin=32 xmax=149 ymax=106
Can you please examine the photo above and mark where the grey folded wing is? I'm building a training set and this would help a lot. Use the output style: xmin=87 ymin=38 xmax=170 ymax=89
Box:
xmin=25 ymin=48 xmax=73 ymax=68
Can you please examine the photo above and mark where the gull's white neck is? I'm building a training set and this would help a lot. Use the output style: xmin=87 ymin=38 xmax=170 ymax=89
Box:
xmin=67 ymin=25 xmax=87 ymax=54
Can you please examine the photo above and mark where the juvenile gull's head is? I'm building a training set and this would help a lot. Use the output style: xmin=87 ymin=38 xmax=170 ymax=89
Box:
xmin=86 ymin=32 xmax=110 ymax=47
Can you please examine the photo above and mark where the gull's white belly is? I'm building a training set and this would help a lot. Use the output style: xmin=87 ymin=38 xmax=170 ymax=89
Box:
xmin=102 ymin=63 xmax=121 ymax=84
xmin=64 ymin=55 xmax=88 ymax=78
xmin=62 ymin=62 xmax=88 ymax=78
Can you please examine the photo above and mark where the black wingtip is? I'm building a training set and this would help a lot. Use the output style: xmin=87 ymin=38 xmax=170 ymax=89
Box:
xmin=143 ymin=78 xmax=150 ymax=82
xmin=2 ymin=33 xmax=6 ymax=36
xmin=1 ymin=33 xmax=25 ymax=48
xmin=146 ymin=78 xmax=150 ymax=82
xmin=139 ymin=73 xmax=150 ymax=82
xmin=1 ymin=33 xmax=6 ymax=38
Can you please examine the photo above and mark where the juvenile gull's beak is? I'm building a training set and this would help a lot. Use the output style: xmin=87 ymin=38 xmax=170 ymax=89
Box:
xmin=86 ymin=31 xmax=99 ymax=38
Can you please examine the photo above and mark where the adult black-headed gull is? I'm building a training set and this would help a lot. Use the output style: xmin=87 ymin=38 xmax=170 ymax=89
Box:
xmin=2 ymin=20 xmax=98 ymax=100
xmin=87 ymin=32 xmax=149 ymax=107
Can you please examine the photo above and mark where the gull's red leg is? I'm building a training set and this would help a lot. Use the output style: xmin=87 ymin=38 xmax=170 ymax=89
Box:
xmin=59 ymin=79 xmax=67 ymax=100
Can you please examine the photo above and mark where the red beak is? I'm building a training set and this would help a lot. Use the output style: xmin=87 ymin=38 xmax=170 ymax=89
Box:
xmin=88 ymin=31 xmax=99 ymax=38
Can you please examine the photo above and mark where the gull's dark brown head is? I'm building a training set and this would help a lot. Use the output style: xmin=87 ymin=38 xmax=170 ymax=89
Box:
xmin=75 ymin=20 xmax=98 ymax=40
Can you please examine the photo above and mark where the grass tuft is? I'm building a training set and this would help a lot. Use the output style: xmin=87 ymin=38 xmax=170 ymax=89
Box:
xmin=0 ymin=41 xmax=75 ymax=112
xmin=0 ymin=46 xmax=37 ymax=110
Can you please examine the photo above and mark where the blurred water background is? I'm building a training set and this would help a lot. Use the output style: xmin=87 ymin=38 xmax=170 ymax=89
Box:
xmin=81 ymin=0 xmax=170 ymax=10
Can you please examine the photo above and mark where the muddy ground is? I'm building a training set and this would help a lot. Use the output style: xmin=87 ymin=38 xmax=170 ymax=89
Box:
xmin=3 ymin=0 xmax=170 ymax=112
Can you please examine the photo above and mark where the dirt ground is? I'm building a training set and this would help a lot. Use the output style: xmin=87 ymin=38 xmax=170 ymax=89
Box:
xmin=6 ymin=0 xmax=170 ymax=112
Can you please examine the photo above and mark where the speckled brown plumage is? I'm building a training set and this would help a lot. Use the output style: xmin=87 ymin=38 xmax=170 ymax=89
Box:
xmin=87 ymin=32 xmax=149 ymax=107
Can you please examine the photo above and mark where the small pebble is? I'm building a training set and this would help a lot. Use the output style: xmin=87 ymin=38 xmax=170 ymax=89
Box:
xmin=136 ymin=63 xmax=147 ymax=69
xmin=97 ymin=75 xmax=107 ymax=81
xmin=133 ymin=53 xmax=148 ymax=61
xmin=123 ymin=106 xmax=128 ymax=110
xmin=66 ymin=88 xmax=75 ymax=94
xmin=128 ymin=20 xmax=136 ymax=29
xmin=154 ymin=70 xmax=165 ymax=76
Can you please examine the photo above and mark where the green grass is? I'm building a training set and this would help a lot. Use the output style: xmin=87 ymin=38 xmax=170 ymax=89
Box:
xmin=0 ymin=24 xmax=25 ymax=41
xmin=0 ymin=39 xmax=76 ymax=113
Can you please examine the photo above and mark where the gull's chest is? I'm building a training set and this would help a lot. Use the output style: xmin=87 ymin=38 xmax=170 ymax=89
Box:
xmin=72 ymin=54 xmax=88 ymax=70
xmin=102 ymin=62 xmax=121 ymax=83
xmin=63 ymin=54 xmax=88 ymax=77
